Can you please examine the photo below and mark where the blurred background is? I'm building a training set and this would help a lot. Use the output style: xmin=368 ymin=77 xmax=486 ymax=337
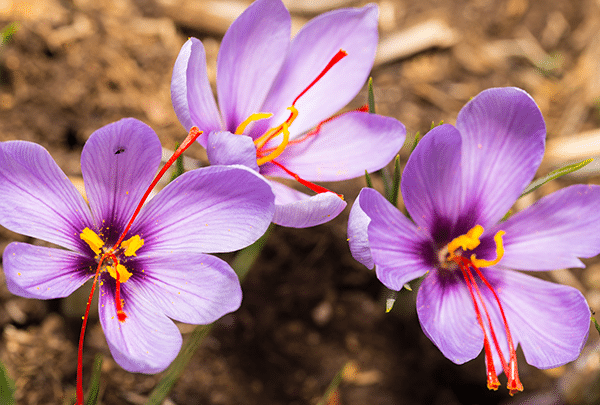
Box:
xmin=1 ymin=0 xmax=600 ymax=404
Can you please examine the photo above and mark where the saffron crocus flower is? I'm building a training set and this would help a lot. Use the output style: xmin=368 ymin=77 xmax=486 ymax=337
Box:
xmin=348 ymin=87 xmax=600 ymax=393
xmin=0 ymin=118 xmax=274 ymax=373
xmin=171 ymin=0 xmax=405 ymax=228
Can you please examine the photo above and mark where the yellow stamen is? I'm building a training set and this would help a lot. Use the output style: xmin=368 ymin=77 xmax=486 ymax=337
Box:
xmin=234 ymin=112 xmax=273 ymax=135
xmin=253 ymin=106 xmax=298 ymax=150
xmin=447 ymin=225 xmax=484 ymax=260
xmin=120 ymin=235 xmax=144 ymax=257
xmin=256 ymin=122 xmax=290 ymax=165
xmin=471 ymin=230 xmax=506 ymax=268
xmin=446 ymin=225 xmax=505 ymax=268
xmin=108 ymin=264 xmax=132 ymax=283
xmin=80 ymin=227 xmax=105 ymax=255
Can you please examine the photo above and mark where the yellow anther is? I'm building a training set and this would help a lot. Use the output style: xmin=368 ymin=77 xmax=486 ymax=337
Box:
xmin=256 ymin=122 xmax=290 ymax=165
xmin=80 ymin=227 xmax=105 ymax=255
xmin=108 ymin=264 xmax=132 ymax=283
xmin=447 ymin=225 xmax=484 ymax=259
xmin=445 ymin=225 xmax=506 ymax=268
xmin=234 ymin=112 xmax=273 ymax=135
xmin=253 ymin=105 xmax=298 ymax=150
xmin=120 ymin=235 xmax=144 ymax=256
xmin=471 ymin=230 xmax=506 ymax=268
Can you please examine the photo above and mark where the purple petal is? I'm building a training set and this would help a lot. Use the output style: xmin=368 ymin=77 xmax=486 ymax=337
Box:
xmin=494 ymin=184 xmax=600 ymax=270
xmin=261 ymin=112 xmax=405 ymax=181
xmin=0 ymin=141 xmax=92 ymax=250
xmin=81 ymin=118 xmax=162 ymax=230
xmin=217 ymin=0 xmax=290 ymax=132
xmin=133 ymin=165 xmax=274 ymax=253
xmin=357 ymin=188 xmax=432 ymax=290
xmin=206 ymin=131 xmax=259 ymax=172
xmin=258 ymin=4 xmax=379 ymax=138
xmin=98 ymin=284 xmax=182 ymax=374
xmin=417 ymin=271 xmax=484 ymax=364
xmin=401 ymin=124 xmax=465 ymax=234
xmin=3 ymin=242 xmax=92 ymax=299
xmin=269 ymin=180 xmax=346 ymax=227
xmin=488 ymin=268 xmax=590 ymax=369
xmin=457 ymin=87 xmax=546 ymax=227
xmin=171 ymin=38 xmax=223 ymax=146
xmin=347 ymin=191 xmax=374 ymax=269
xmin=131 ymin=252 xmax=241 ymax=324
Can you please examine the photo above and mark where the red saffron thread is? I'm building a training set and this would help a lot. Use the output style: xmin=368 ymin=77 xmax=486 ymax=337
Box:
xmin=453 ymin=256 xmax=523 ymax=394
xmin=270 ymin=159 xmax=343 ymax=199
xmin=292 ymin=49 xmax=347 ymax=106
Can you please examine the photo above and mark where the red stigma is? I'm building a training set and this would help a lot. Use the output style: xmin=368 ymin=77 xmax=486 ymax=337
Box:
xmin=451 ymin=256 xmax=523 ymax=395
xmin=292 ymin=49 xmax=347 ymax=106
xmin=270 ymin=160 xmax=343 ymax=198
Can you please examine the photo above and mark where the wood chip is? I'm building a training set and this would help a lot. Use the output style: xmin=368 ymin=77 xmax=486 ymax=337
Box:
xmin=545 ymin=128 xmax=600 ymax=165
xmin=375 ymin=19 xmax=459 ymax=66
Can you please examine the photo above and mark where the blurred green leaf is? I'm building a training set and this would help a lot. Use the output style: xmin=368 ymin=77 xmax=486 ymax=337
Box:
xmin=367 ymin=77 xmax=375 ymax=114
xmin=380 ymin=167 xmax=392 ymax=203
xmin=391 ymin=155 xmax=400 ymax=207
xmin=592 ymin=314 xmax=600 ymax=336
xmin=316 ymin=361 xmax=356 ymax=405
xmin=85 ymin=354 xmax=103 ymax=405
xmin=410 ymin=131 xmax=421 ymax=153
xmin=364 ymin=170 xmax=373 ymax=189
xmin=169 ymin=142 xmax=185 ymax=183
xmin=0 ymin=360 xmax=15 ymax=405
xmin=144 ymin=226 xmax=272 ymax=405
xmin=520 ymin=158 xmax=593 ymax=198
xmin=385 ymin=289 xmax=398 ymax=313
xmin=1 ymin=22 xmax=18 ymax=46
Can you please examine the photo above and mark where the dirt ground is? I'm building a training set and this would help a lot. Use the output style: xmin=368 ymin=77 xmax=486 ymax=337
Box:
xmin=1 ymin=0 xmax=600 ymax=404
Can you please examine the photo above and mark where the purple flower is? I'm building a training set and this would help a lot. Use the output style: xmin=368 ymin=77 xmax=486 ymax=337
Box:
xmin=0 ymin=118 xmax=274 ymax=373
xmin=171 ymin=0 xmax=406 ymax=228
xmin=348 ymin=87 xmax=600 ymax=393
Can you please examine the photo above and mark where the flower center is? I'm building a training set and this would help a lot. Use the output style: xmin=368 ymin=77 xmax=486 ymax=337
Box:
xmin=233 ymin=50 xmax=350 ymax=198
xmin=440 ymin=225 xmax=523 ymax=395
xmin=80 ymin=227 xmax=143 ymax=285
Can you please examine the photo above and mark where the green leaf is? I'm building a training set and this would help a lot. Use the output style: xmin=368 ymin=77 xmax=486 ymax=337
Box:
xmin=85 ymin=354 xmax=103 ymax=405
xmin=1 ymin=22 xmax=18 ymax=46
xmin=316 ymin=361 xmax=356 ymax=405
xmin=391 ymin=155 xmax=400 ymax=207
xmin=144 ymin=227 xmax=272 ymax=405
xmin=520 ymin=158 xmax=593 ymax=198
xmin=0 ymin=360 xmax=15 ymax=405
xmin=410 ymin=131 xmax=421 ymax=153
xmin=169 ymin=142 xmax=186 ymax=183
xmin=367 ymin=77 xmax=375 ymax=114
xmin=592 ymin=313 xmax=600 ymax=336
xmin=364 ymin=170 xmax=373 ymax=189
xmin=385 ymin=289 xmax=398 ymax=313
xmin=380 ymin=167 xmax=392 ymax=203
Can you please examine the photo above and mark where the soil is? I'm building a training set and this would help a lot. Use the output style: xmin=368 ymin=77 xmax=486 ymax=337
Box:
xmin=1 ymin=0 xmax=600 ymax=404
